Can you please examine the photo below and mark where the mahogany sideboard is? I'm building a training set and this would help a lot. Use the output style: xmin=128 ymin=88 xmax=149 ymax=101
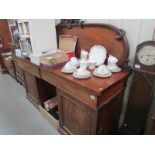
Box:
xmin=15 ymin=24 xmax=130 ymax=134
xmin=15 ymin=56 xmax=129 ymax=134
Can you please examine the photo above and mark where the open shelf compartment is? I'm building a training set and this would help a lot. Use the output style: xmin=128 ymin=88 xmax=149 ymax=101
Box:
xmin=36 ymin=78 xmax=59 ymax=128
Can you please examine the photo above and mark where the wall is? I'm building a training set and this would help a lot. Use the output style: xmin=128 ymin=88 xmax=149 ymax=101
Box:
xmin=86 ymin=19 xmax=155 ymax=65
xmin=55 ymin=19 xmax=155 ymax=64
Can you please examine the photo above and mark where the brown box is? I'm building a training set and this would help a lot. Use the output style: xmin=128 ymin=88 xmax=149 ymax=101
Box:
xmin=39 ymin=35 xmax=76 ymax=66
xmin=40 ymin=51 xmax=69 ymax=66
xmin=59 ymin=35 xmax=77 ymax=59
xmin=59 ymin=35 xmax=77 ymax=52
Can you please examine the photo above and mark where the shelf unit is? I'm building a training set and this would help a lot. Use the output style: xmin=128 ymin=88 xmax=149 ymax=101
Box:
xmin=17 ymin=19 xmax=57 ymax=55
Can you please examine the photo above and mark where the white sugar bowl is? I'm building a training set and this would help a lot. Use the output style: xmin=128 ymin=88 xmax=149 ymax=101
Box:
xmin=64 ymin=62 xmax=72 ymax=70
xmin=108 ymin=54 xmax=118 ymax=64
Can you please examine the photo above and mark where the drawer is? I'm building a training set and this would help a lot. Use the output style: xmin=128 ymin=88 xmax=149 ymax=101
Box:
xmin=16 ymin=58 xmax=40 ymax=78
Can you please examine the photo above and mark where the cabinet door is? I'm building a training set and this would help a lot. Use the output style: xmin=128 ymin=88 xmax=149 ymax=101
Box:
xmin=58 ymin=90 xmax=97 ymax=135
xmin=97 ymin=92 xmax=124 ymax=134
xmin=24 ymin=71 xmax=39 ymax=107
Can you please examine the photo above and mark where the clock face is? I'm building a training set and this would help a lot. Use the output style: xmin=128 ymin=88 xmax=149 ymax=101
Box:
xmin=137 ymin=45 xmax=155 ymax=66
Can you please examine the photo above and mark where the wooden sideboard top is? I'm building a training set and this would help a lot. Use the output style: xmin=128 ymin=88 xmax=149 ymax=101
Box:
xmin=42 ymin=63 xmax=128 ymax=95
xmin=15 ymin=56 xmax=129 ymax=95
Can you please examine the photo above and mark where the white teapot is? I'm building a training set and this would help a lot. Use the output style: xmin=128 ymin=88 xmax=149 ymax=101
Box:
xmin=80 ymin=49 xmax=88 ymax=61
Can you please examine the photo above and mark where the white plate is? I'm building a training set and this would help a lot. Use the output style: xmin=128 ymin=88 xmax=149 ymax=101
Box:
xmin=93 ymin=70 xmax=112 ymax=78
xmin=89 ymin=45 xmax=107 ymax=66
xmin=61 ymin=68 xmax=74 ymax=73
xmin=73 ymin=71 xmax=91 ymax=79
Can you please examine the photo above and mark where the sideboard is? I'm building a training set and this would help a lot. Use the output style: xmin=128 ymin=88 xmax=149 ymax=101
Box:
xmin=15 ymin=23 xmax=130 ymax=134
xmin=15 ymin=56 xmax=129 ymax=134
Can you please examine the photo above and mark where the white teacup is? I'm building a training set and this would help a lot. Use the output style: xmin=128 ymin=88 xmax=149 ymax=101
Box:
xmin=96 ymin=65 xmax=110 ymax=75
xmin=77 ymin=67 xmax=86 ymax=76
xmin=108 ymin=64 xmax=120 ymax=71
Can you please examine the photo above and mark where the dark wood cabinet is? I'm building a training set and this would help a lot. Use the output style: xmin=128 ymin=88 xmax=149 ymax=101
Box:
xmin=24 ymin=71 xmax=39 ymax=108
xmin=15 ymin=55 xmax=129 ymax=135
xmin=15 ymin=65 xmax=25 ymax=86
xmin=4 ymin=56 xmax=16 ymax=78
xmin=57 ymin=78 xmax=127 ymax=135
xmin=0 ymin=19 xmax=12 ymax=73
xmin=15 ymin=56 xmax=40 ymax=107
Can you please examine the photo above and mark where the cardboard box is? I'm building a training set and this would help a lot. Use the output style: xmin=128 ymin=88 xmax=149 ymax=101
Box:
xmin=59 ymin=35 xmax=77 ymax=59
xmin=39 ymin=35 xmax=77 ymax=66
xmin=39 ymin=51 xmax=69 ymax=66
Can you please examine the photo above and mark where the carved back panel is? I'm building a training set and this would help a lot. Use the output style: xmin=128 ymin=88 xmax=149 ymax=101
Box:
xmin=57 ymin=24 xmax=129 ymax=66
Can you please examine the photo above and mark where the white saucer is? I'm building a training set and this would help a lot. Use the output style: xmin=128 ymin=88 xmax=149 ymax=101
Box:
xmin=93 ymin=69 xmax=112 ymax=78
xmin=108 ymin=67 xmax=121 ymax=73
xmin=73 ymin=71 xmax=91 ymax=79
xmin=61 ymin=67 xmax=74 ymax=73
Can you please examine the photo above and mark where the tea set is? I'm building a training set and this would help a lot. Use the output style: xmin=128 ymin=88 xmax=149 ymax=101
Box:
xmin=61 ymin=45 xmax=121 ymax=79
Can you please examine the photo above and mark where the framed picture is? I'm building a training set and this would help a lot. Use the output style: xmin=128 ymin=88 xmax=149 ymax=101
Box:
xmin=7 ymin=19 xmax=16 ymax=26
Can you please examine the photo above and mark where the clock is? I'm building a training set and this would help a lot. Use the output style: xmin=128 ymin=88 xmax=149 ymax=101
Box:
xmin=120 ymin=41 xmax=155 ymax=134
xmin=134 ymin=41 xmax=155 ymax=73
xmin=138 ymin=45 xmax=155 ymax=66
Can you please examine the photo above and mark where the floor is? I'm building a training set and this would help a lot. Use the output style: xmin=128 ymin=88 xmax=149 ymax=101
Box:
xmin=0 ymin=72 xmax=59 ymax=135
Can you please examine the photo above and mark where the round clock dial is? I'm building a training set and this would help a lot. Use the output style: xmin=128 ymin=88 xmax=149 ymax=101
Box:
xmin=137 ymin=45 xmax=155 ymax=66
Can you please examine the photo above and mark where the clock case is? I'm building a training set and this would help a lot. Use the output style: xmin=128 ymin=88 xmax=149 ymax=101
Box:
xmin=120 ymin=41 xmax=155 ymax=134
xmin=134 ymin=41 xmax=155 ymax=74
